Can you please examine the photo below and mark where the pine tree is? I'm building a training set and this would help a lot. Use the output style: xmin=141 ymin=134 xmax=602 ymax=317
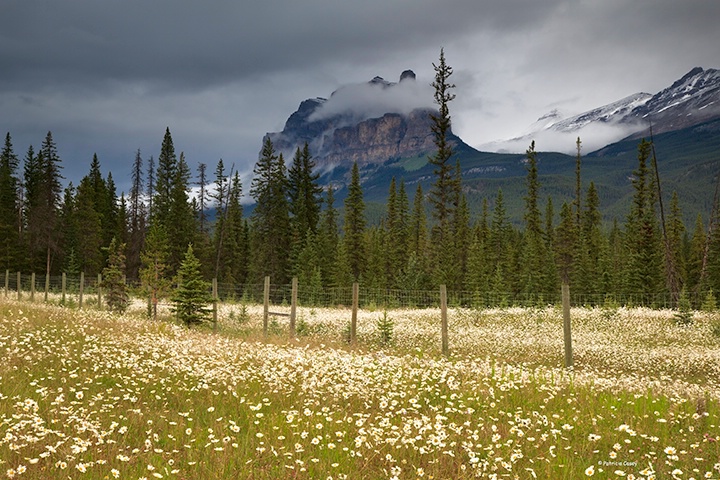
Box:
xmin=24 ymin=132 xmax=63 ymax=274
xmin=102 ymin=237 xmax=129 ymax=313
xmin=140 ymin=223 xmax=171 ymax=320
xmin=74 ymin=175 xmax=104 ymax=275
xmin=152 ymin=127 xmax=177 ymax=223
xmin=428 ymin=48 xmax=460 ymax=285
xmin=127 ymin=149 xmax=146 ymax=280
xmin=288 ymin=143 xmax=323 ymax=277
xmin=0 ymin=133 xmax=20 ymax=270
xmin=624 ymin=139 xmax=664 ymax=301
xmin=249 ymin=138 xmax=291 ymax=284
xmin=343 ymin=162 xmax=366 ymax=281
xmin=171 ymin=244 xmax=213 ymax=327
xmin=317 ymin=186 xmax=340 ymax=287
xmin=666 ymin=191 xmax=686 ymax=288
xmin=520 ymin=141 xmax=547 ymax=297
xmin=555 ymin=202 xmax=576 ymax=285
xmin=687 ymin=214 xmax=706 ymax=293
xmin=167 ymin=152 xmax=196 ymax=273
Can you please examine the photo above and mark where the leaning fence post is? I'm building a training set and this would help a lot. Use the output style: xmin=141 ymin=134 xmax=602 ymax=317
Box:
xmin=263 ymin=276 xmax=270 ymax=338
xmin=290 ymin=277 xmax=298 ymax=337
xmin=351 ymin=282 xmax=359 ymax=345
xmin=30 ymin=272 xmax=35 ymax=301
xmin=17 ymin=272 xmax=21 ymax=300
xmin=440 ymin=284 xmax=449 ymax=356
xmin=562 ymin=283 xmax=573 ymax=369
xmin=212 ymin=278 xmax=218 ymax=332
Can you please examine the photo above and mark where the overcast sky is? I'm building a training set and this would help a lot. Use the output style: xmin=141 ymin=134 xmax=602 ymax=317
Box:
xmin=1 ymin=0 xmax=719 ymax=193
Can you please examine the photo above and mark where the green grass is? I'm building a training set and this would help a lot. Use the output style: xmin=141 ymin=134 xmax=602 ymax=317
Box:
xmin=2 ymin=300 xmax=720 ymax=479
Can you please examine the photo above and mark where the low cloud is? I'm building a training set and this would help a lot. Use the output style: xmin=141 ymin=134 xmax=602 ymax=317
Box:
xmin=308 ymin=73 xmax=435 ymax=124
xmin=480 ymin=121 xmax=643 ymax=155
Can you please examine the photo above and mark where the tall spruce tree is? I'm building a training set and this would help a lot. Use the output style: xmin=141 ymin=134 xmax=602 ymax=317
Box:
xmin=127 ymin=149 xmax=146 ymax=280
xmin=428 ymin=48 xmax=460 ymax=285
xmin=102 ymin=237 xmax=129 ymax=313
xmin=317 ymin=186 xmax=340 ymax=287
xmin=249 ymin=138 xmax=291 ymax=284
xmin=344 ymin=161 xmax=366 ymax=282
xmin=520 ymin=141 xmax=548 ymax=297
xmin=0 ymin=133 xmax=20 ymax=270
xmin=172 ymin=244 xmax=213 ymax=327
xmin=624 ymin=139 xmax=664 ymax=301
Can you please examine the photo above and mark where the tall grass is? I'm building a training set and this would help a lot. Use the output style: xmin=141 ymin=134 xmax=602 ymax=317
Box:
xmin=1 ymin=300 xmax=720 ymax=479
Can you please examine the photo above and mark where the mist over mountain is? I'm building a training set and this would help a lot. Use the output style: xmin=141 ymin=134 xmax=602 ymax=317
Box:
xmin=263 ymin=70 xmax=473 ymax=169
xmin=482 ymin=67 xmax=720 ymax=154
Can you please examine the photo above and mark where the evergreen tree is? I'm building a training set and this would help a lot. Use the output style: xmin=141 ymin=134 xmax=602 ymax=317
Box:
xmin=317 ymin=186 xmax=340 ymax=287
xmin=59 ymin=184 xmax=78 ymax=274
xmin=152 ymin=127 xmax=177 ymax=223
xmin=167 ymin=152 xmax=196 ymax=273
xmin=102 ymin=237 xmax=129 ymax=313
xmin=171 ymin=244 xmax=213 ymax=327
xmin=249 ymin=138 xmax=291 ymax=284
xmin=576 ymin=182 xmax=606 ymax=295
xmin=520 ymin=141 xmax=548 ymax=297
xmin=666 ymin=191 xmax=686 ymax=288
xmin=687 ymin=214 xmax=706 ymax=293
xmin=428 ymin=48 xmax=460 ymax=285
xmin=24 ymin=132 xmax=63 ymax=274
xmin=140 ymin=223 xmax=171 ymax=320
xmin=555 ymin=202 xmax=576 ymax=285
xmin=127 ymin=149 xmax=146 ymax=280
xmin=343 ymin=162 xmax=366 ymax=281
xmin=220 ymin=172 xmax=247 ymax=284
xmin=288 ymin=143 xmax=323 ymax=276
xmin=624 ymin=139 xmax=664 ymax=301
xmin=0 ymin=133 xmax=20 ymax=270
xmin=74 ymin=175 xmax=104 ymax=276
xmin=488 ymin=189 xmax=513 ymax=295
xmin=409 ymin=184 xmax=428 ymax=261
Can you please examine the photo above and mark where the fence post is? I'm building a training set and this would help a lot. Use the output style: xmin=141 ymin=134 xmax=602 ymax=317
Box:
xmin=351 ymin=282 xmax=359 ymax=345
xmin=97 ymin=273 xmax=102 ymax=309
xmin=290 ymin=277 xmax=298 ymax=337
xmin=17 ymin=272 xmax=21 ymax=300
xmin=263 ymin=276 xmax=270 ymax=338
xmin=30 ymin=272 xmax=35 ymax=301
xmin=212 ymin=278 xmax=218 ymax=332
xmin=440 ymin=284 xmax=449 ymax=356
xmin=62 ymin=273 xmax=66 ymax=304
xmin=562 ymin=283 xmax=573 ymax=369
xmin=79 ymin=272 xmax=84 ymax=308
xmin=44 ymin=272 xmax=50 ymax=302
xmin=4 ymin=269 xmax=8 ymax=297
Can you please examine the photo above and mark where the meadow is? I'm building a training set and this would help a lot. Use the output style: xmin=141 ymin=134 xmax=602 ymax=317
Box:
xmin=2 ymin=298 xmax=720 ymax=479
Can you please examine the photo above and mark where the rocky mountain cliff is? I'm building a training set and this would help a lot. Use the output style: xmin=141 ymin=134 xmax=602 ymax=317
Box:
xmin=264 ymin=70 xmax=472 ymax=168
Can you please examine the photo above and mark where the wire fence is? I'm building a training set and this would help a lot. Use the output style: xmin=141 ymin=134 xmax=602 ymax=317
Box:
xmin=0 ymin=270 xmax=704 ymax=311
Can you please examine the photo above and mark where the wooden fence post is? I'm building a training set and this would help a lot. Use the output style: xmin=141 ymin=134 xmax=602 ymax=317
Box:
xmin=17 ymin=272 xmax=21 ymax=300
xmin=79 ymin=272 xmax=84 ymax=308
xmin=263 ymin=276 xmax=270 ymax=338
xmin=30 ymin=273 xmax=35 ymax=301
xmin=351 ymin=282 xmax=359 ymax=345
xmin=62 ymin=273 xmax=66 ymax=304
xmin=4 ymin=269 xmax=8 ymax=297
xmin=44 ymin=272 xmax=50 ymax=302
xmin=97 ymin=273 xmax=102 ymax=309
xmin=440 ymin=284 xmax=449 ymax=356
xmin=562 ymin=283 xmax=573 ymax=369
xmin=212 ymin=278 xmax=218 ymax=332
xmin=290 ymin=277 xmax=298 ymax=337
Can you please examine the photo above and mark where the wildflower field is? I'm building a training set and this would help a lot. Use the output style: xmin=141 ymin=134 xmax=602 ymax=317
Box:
xmin=2 ymin=299 xmax=720 ymax=479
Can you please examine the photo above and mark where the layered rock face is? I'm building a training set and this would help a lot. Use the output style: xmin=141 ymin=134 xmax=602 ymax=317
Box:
xmin=264 ymin=70 xmax=466 ymax=167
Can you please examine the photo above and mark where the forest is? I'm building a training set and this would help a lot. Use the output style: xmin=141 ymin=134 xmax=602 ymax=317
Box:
xmin=2 ymin=54 xmax=720 ymax=309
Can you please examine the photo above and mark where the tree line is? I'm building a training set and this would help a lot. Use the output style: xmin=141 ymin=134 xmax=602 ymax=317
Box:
xmin=2 ymin=51 xmax=720 ymax=307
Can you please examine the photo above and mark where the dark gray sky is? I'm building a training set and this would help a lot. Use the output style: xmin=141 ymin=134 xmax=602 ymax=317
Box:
xmin=2 ymin=0 xmax=719 ymax=192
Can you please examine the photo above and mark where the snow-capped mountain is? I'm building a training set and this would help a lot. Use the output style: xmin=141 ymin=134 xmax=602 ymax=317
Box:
xmin=483 ymin=67 xmax=720 ymax=153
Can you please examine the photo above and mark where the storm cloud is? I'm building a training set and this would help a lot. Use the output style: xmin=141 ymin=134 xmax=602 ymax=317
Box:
xmin=1 ymin=0 xmax=719 ymax=191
